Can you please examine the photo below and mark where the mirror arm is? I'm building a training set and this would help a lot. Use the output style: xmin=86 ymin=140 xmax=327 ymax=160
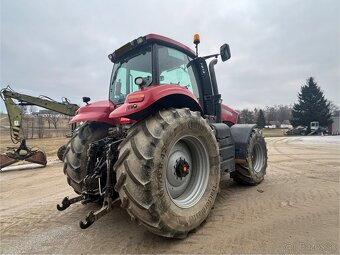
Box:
xmin=202 ymin=53 xmax=219 ymax=60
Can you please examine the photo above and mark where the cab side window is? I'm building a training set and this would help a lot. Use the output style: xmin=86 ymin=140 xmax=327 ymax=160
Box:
xmin=157 ymin=46 xmax=200 ymax=98
xmin=109 ymin=47 xmax=152 ymax=104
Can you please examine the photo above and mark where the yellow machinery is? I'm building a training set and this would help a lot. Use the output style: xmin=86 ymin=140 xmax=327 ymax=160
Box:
xmin=0 ymin=86 xmax=79 ymax=169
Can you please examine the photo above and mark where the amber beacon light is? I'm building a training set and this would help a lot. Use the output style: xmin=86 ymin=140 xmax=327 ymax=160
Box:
xmin=193 ymin=34 xmax=200 ymax=44
xmin=193 ymin=34 xmax=200 ymax=56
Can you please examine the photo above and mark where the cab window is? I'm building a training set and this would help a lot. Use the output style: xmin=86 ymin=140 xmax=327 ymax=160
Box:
xmin=109 ymin=47 xmax=152 ymax=104
xmin=157 ymin=46 xmax=200 ymax=98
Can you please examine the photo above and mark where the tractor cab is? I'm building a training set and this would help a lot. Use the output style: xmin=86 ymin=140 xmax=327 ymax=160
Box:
xmin=72 ymin=34 xmax=237 ymax=125
xmin=108 ymin=35 xmax=199 ymax=104
xmin=107 ymin=34 xmax=237 ymax=124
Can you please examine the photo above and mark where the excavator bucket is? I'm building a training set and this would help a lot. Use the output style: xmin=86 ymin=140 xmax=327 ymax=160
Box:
xmin=0 ymin=154 xmax=19 ymax=169
xmin=0 ymin=150 xmax=47 ymax=170
xmin=24 ymin=150 xmax=47 ymax=165
xmin=0 ymin=139 xmax=47 ymax=170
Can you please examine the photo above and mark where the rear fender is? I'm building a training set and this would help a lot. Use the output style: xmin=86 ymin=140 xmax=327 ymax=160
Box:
xmin=211 ymin=123 xmax=235 ymax=173
xmin=230 ymin=124 xmax=257 ymax=160
xmin=109 ymin=85 xmax=202 ymax=121
xmin=70 ymin=100 xmax=118 ymax=124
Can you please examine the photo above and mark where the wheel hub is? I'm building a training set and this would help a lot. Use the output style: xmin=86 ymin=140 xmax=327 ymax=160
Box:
xmin=165 ymin=136 xmax=209 ymax=209
xmin=252 ymin=143 xmax=265 ymax=173
xmin=174 ymin=157 xmax=190 ymax=178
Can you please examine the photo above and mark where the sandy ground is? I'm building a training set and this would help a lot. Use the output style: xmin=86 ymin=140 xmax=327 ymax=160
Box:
xmin=0 ymin=136 xmax=339 ymax=254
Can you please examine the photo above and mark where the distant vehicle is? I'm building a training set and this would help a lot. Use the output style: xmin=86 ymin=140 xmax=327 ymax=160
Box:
xmin=286 ymin=125 xmax=308 ymax=136
xmin=315 ymin=126 xmax=329 ymax=135
xmin=280 ymin=124 xmax=293 ymax=129
xmin=286 ymin=122 xmax=328 ymax=136
xmin=310 ymin=121 xmax=319 ymax=131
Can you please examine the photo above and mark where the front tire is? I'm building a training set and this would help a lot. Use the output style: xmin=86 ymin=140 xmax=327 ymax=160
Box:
xmin=231 ymin=130 xmax=267 ymax=185
xmin=114 ymin=108 xmax=220 ymax=238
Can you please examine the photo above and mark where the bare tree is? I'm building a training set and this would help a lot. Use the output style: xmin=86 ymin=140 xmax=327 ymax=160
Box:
xmin=276 ymin=105 xmax=292 ymax=124
xmin=264 ymin=105 xmax=292 ymax=126
xmin=51 ymin=114 xmax=59 ymax=129
xmin=238 ymin=109 xmax=255 ymax=124
xmin=37 ymin=115 xmax=45 ymax=138
xmin=46 ymin=114 xmax=52 ymax=129
xmin=329 ymin=101 xmax=339 ymax=116
xmin=265 ymin=106 xmax=278 ymax=123
xmin=237 ymin=105 xmax=293 ymax=127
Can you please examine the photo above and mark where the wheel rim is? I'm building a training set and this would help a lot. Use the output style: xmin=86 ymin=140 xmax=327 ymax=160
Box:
xmin=165 ymin=135 xmax=209 ymax=209
xmin=251 ymin=143 xmax=265 ymax=173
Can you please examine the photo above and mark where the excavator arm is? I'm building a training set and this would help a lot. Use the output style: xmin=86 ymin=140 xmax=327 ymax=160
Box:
xmin=1 ymin=87 xmax=78 ymax=116
xmin=0 ymin=86 xmax=79 ymax=169
xmin=2 ymin=95 xmax=22 ymax=143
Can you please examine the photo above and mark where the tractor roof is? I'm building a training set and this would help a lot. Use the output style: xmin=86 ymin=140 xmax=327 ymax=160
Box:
xmin=145 ymin=34 xmax=195 ymax=57
xmin=109 ymin=34 xmax=195 ymax=63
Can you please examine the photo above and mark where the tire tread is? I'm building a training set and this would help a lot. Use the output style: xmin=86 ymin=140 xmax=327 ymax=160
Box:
xmin=231 ymin=130 xmax=268 ymax=185
xmin=115 ymin=108 xmax=218 ymax=238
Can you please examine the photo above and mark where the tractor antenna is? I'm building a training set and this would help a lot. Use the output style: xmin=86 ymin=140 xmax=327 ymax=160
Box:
xmin=193 ymin=34 xmax=200 ymax=57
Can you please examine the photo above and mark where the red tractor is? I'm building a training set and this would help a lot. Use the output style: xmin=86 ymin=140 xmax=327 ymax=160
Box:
xmin=57 ymin=34 xmax=267 ymax=238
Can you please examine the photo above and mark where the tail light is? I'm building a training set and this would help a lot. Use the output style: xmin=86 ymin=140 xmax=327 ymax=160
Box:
xmin=120 ymin=117 xmax=131 ymax=124
xmin=127 ymin=93 xmax=145 ymax=103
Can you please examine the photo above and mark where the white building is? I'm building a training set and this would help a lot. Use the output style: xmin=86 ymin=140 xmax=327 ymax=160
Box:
xmin=330 ymin=114 xmax=340 ymax=135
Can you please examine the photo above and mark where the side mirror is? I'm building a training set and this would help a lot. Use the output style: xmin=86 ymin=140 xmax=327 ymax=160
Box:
xmin=82 ymin=97 xmax=91 ymax=105
xmin=134 ymin=76 xmax=152 ymax=87
xmin=220 ymin=44 xmax=231 ymax=62
xmin=135 ymin=77 xmax=145 ymax=86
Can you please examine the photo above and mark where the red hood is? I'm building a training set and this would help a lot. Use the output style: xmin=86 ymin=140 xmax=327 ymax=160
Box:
xmin=221 ymin=104 xmax=239 ymax=124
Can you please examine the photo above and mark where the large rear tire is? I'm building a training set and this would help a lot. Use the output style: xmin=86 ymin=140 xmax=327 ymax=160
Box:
xmin=114 ymin=108 xmax=220 ymax=238
xmin=231 ymin=130 xmax=267 ymax=185
xmin=63 ymin=122 xmax=110 ymax=194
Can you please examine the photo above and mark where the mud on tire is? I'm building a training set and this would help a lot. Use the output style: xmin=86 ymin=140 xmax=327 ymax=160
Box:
xmin=114 ymin=108 xmax=220 ymax=238
xmin=63 ymin=122 xmax=110 ymax=194
xmin=231 ymin=130 xmax=267 ymax=185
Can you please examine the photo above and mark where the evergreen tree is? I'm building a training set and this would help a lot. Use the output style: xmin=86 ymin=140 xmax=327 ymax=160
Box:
xmin=256 ymin=109 xmax=266 ymax=128
xmin=291 ymin=77 xmax=332 ymax=128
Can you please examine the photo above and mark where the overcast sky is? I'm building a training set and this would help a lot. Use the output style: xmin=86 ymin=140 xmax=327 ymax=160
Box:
xmin=1 ymin=0 xmax=339 ymax=113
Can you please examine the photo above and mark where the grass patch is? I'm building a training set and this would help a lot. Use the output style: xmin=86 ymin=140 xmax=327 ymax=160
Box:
xmin=0 ymin=133 xmax=69 ymax=158
xmin=262 ymin=128 xmax=288 ymax=137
